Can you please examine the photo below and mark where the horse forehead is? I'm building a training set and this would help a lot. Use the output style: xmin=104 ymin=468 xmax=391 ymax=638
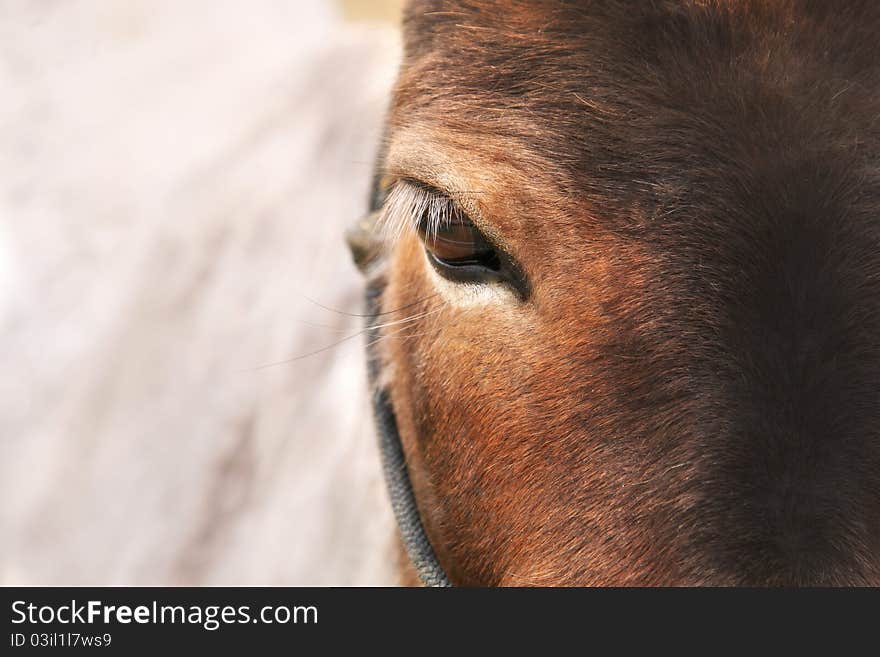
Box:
xmin=398 ymin=0 xmax=880 ymax=114
xmin=394 ymin=1 xmax=880 ymax=233
xmin=403 ymin=0 xmax=872 ymax=34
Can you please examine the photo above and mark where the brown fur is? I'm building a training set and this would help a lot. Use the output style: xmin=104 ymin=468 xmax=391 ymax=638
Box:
xmin=370 ymin=0 xmax=880 ymax=585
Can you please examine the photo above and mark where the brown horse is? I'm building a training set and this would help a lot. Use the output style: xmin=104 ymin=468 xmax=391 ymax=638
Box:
xmin=351 ymin=0 xmax=880 ymax=586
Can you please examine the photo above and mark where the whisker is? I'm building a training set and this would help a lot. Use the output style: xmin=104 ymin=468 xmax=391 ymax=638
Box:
xmin=244 ymin=307 xmax=446 ymax=371
xmin=301 ymin=292 xmax=440 ymax=318
xmin=242 ymin=332 xmax=368 ymax=371
xmin=365 ymin=308 xmax=462 ymax=346
xmin=292 ymin=307 xmax=440 ymax=334
xmin=362 ymin=320 xmax=440 ymax=350
xmin=294 ymin=318 xmax=360 ymax=333
xmin=366 ymin=306 xmax=444 ymax=331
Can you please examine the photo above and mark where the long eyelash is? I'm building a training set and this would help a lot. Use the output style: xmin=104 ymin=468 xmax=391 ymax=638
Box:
xmin=379 ymin=180 xmax=462 ymax=246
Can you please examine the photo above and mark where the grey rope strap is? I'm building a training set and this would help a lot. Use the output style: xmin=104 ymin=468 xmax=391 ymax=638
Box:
xmin=372 ymin=387 xmax=453 ymax=587
xmin=363 ymin=277 xmax=452 ymax=587
xmin=356 ymin=153 xmax=452 ymax=587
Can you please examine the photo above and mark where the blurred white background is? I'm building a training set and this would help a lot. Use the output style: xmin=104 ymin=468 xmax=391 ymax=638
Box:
xmin=0 ymin=0 xmax=401 ymax=585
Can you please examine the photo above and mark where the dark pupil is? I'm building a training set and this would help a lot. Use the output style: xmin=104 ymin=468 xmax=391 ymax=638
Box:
xmin=419 ymin=221 xmax=500 ymax=270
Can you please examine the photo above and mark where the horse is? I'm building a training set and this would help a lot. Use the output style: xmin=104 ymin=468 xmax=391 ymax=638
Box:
xmin=349 ymin=0 xmax=880 ymax=586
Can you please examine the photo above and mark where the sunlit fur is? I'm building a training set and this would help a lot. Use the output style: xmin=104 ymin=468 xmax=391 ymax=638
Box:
xmin=371 ymin=0 xmax=880 ymax=585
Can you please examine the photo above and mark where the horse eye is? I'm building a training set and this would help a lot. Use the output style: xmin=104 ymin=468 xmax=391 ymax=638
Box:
xmin=403 ymin=183 xmax=530 ymax=298
xmin=416 ymin=217 xmax=502 ymax=275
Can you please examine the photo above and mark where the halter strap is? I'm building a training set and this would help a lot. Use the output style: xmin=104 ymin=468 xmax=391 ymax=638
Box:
xmin=351 ymin=163 xmax=453 ymax=587
xmin=364 ymin=282 xmax=452 ymax=587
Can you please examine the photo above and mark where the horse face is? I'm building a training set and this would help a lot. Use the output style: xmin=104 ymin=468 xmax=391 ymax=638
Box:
xmin=368 ymin=0 xmax=880 ymax=585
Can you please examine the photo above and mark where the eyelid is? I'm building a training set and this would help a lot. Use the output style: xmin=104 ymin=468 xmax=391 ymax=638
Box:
xmin=400 ymin=177 xmax=464 ymax=212
xmin=381 ymin=172 xmax=479 ymax=208
xmin=380 ymin=175 xmax=498 ymax=239
xmin=405 ymin=178 xmax=469 ymax=235
xmin=381 ymin=177 xmax=531 ymax=300
xmin=379 ymin=178 xmax=473 ymax=245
